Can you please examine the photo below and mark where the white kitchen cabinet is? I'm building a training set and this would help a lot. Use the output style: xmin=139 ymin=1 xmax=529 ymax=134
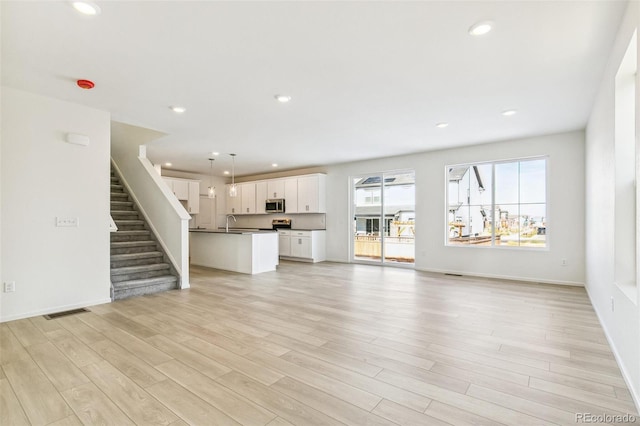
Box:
xmin=225 ymin=184 xmax=242 ymax=214
xmin=284 ymin=178 xmax=298 ymax=214
xmin=280 ymin=230 xmax=325 ymax=262
xmin=187 ymin=181 xmax=200 ymax=214
xmin=163 ymin=177 xmax=200 ymax=210
xmin=267 ymin=179 xmax=285 ymax=199
xmin=240 ymin=182 xmax=256 ymax=214
xmin=290 ymin=232 xmax=311 ymax=258
xmin=172 ymin=179 xmax=189 ymax=200
xmin=163 ymin=177 xmax=188 ymax=200
xmin=278 ymin=230 xmax=291 ymax=256
xmin=220 ymin=173 xmax=325 ymax=215
xmin=297 ymin=174 xmax=326 ymax=213
xmin=255 ymin=181 xmax=267 ymax=214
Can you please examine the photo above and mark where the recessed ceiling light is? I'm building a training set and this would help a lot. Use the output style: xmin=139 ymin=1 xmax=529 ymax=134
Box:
xmin=164 ymin=162 xmax=172 ymax=167
xmin=223 ymin=171 xmax=230 ymax=175
xmin=272 ymin=163 xmax=278 ymax=167
xmin=170 ymin=105 xmax=186 ymax=113
xmin=502 ymin=109 xmax=518 ymax=116
xmin=469 ymin=21 xmax=493 ymax=36
xmin=435 ymin=122 xmax=449 ymax=128
xmin=211 ymin=151 xmax=219 ymax=156
xmin=274 ymin=95 xmax=291 ymax=103
xmin=71 ymin=1 xmax=101 ymax=15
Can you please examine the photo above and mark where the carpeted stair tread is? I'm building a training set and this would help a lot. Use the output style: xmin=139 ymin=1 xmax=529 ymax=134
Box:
xmin=111 ymin=251 xmax=163 ymax=261
xmin=111 ymin=240 xmax=156 ymax=248
xmin=111 ymin=200 xmax=134 ymax=208
xmin=110 ymin=210 xmax=138 ymax=218
xmin=111 ymin=262 xmax=170 ymax=276
xmin=114 ymin=220 xmax=145 ymax=226
xmin=112 ymin=275 xmax=177 ymax=292
xmin=111 ymin=230 xmax=150 ymax=236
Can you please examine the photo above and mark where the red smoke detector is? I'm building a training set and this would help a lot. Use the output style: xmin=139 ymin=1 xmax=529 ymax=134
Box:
xmin=76 ymin=79 xmax=95 ymax=89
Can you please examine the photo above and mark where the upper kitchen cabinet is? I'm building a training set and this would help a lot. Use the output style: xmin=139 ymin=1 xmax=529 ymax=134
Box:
xmin=221 ymin=173 xmax=325 ymax=215
xmin=163 ymin=177 xmax=189 ymax=200
xmin=267 ymin=179 xmax=285 ymax=199
xmin=240 ymin=182 xmax=256 ymax=214
xmin=187 ymin=181 xmax=200 ymax=214
xmin=163 ymin=177 xmax=200 ymax=214
xmin=225 ymin=184 xmax=242 ymax=214
xmin=255 ymin=181 xmax=267 ymax=214
xmin=297 ymin=174 xmax=326 ymax=213
xmin=284 ymin=178 xmax=298 ymax=214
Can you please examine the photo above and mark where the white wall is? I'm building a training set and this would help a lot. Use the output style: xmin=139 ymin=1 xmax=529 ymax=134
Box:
xmin=0 ymin=87 xmax=111 ymax=321
xmin=325 ymin=130 xmax=586 ymax=286
xmin=585 ymin=0 xmax=640 ymax=410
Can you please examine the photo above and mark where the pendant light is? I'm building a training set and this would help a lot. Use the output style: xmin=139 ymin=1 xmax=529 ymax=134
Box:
xmin=207 ymin=158 xmax=216 ymax=199
xmin=229 ymin=153 xmax=238 ymax=197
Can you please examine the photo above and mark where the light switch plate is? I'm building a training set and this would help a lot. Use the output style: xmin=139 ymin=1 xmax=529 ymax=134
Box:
xmin=56 ymin=217 xmax=79 ymax=227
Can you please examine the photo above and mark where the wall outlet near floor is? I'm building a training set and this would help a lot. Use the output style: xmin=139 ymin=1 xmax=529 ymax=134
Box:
xmin=561 ymin=258 xmax=567 ymax=266
xmin=56 ymin=217 xmax=79 ymax=227
xmin=4 ymin=281 xmax=15 ymax=293
xmin=611 ymin=296 xmax=615 ymax=312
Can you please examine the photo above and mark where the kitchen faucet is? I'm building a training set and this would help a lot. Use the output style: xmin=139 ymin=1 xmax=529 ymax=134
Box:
xmin=225 ymin=214 xmax=236 ymax=232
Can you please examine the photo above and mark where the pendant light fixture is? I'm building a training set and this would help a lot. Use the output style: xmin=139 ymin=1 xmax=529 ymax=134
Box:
xmin=207 ymin=158 xmax=216 ymax=199
xmin=228 ymin=153 xmax=238 ymax=197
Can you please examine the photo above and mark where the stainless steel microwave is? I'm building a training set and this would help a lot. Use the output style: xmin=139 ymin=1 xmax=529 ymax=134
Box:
xmin=265 ymin=199 xmax=285 ymax=213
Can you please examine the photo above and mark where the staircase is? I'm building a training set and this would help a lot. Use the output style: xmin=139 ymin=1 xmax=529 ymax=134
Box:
xmin=110 ymin=167 xmax=179 ymax=300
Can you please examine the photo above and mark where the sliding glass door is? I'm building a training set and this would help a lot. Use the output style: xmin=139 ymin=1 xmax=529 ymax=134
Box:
xmin=352 ymin=171 xmax=415 ymax=265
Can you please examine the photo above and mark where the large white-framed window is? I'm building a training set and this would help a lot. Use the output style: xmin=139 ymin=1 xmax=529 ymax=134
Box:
xmin=446 ymin=157 xmax=548 ymax=248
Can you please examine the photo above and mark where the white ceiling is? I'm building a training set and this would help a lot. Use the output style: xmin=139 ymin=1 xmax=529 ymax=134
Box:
xmin=1 ymin=1 xmax=627 ymax=176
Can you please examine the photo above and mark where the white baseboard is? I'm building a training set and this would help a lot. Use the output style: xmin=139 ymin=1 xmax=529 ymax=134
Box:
xmin=415 ymin=266 xmax=585 ymax=287
xmin=0 ymin=297 xmax=112 ymax=323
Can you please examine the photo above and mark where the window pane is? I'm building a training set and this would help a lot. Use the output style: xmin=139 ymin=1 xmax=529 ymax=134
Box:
xmin=520 ymin=203 xmax=547 ymax=247
xmin=448 ymin=206 xmax=470 ymax=245
xmin=469 ymin=205 xmax=493 ymax=245
xmin=448 ymin=166 xmax=470 ymax=206
xmin=495 ymin=162 xmax=519 ymax=204
xmin=496 ymin=204 xmax=520 ymax=246
xmin=520 ymin=159 xmax=546 ymax=203
xmin=469 ymin=164 xmax=492 ymax=205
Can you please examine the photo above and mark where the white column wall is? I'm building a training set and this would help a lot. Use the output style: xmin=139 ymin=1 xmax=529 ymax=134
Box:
xmin=585 ymin=0 xmax=640 ymax=411
xmin=1 ymin=87 xmax=111 ymax=321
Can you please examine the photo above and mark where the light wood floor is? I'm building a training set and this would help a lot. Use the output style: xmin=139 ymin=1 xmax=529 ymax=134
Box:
xmin=2 ymin=261 xmax=638 ymax=425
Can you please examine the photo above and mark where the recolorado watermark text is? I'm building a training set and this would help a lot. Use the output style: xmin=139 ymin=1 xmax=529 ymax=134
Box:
xmin=576 ymin=413 xmax=637 ymax=423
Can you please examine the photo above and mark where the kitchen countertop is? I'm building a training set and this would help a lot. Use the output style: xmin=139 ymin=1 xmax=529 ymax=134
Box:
xmin=189 ymin=228 xmax=276 ymax=235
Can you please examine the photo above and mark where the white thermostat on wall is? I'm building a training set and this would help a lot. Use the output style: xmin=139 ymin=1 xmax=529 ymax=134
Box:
xmin=65 ymin=133 xmax=90 ymax=146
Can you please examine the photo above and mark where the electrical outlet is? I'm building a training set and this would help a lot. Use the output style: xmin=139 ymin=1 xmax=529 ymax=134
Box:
xmin=4 ymin=281 xmax=15 ymax=293
xmin=561 ymin=259 xmax=567 ymax=266
xmin=56 ymin=217 xmax=79 ymax=227
xmin=611 ymin=296 xmax=615 ymax=312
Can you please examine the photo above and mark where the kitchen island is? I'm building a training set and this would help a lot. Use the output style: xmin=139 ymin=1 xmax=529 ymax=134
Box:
xmin=189 ymin=229 xmax=279 ymax=274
